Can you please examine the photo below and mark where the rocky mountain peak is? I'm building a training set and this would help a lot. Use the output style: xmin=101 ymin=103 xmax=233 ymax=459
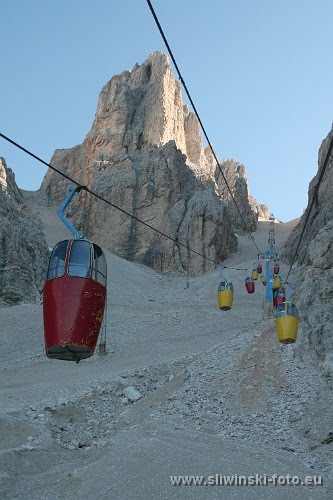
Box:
xmin=85 ymin=51 xmax=212 ymax=177
xmin=41 ymin=52 xmax=260 ymax=272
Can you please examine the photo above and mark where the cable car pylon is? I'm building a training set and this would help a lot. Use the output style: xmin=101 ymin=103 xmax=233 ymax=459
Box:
xmin=259 ymin=216 xmax=278 ymax=317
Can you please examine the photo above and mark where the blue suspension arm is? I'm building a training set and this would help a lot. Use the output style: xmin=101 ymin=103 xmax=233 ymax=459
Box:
xmin=58 ymin=187 xmax=84 ymax=239
xmin=220 ymin=266 xmax=228 ymax=282
xmin=258 ymin=249 xmax=274 ymax=302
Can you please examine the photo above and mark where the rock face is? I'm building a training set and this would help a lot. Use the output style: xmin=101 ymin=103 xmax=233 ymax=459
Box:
xmin=283 ymin=127 xmax=333 ymax=380
xmin=248 ymin=195 xmax=270 ymax=221
xmin=215 ymin=159 xmax=260 ymax=230
xmin=0 ymin=158 xmax=49 ymax=305
xmin=41 ymin=52 xmax=258 ymax=273
xmin=285 ymin=127 xmax=333 ymax=266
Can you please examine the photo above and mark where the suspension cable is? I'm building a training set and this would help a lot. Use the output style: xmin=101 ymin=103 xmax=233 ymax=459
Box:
xmin=0 ymin=131 xmax=251 ymax=270
xmin=145 ymin=0 xmax=260 ymax=254
xmin=285 ymin=126 xmax=333 ymax=282
xmin=145 ymin=2 xmax=332 ymax=287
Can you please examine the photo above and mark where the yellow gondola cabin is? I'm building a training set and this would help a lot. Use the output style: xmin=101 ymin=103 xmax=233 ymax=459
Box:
xmin=251 ymin=268 xmax=259 ymax=280
xmin=273 ymin=275 xmax=282 ymax=290
xmin=275 ymin=301 xmax=299 ymax=343
xmin=217 ymin=281 xmax=234 ymax=310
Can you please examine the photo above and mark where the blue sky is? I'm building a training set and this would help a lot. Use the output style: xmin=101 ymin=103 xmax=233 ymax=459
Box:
xmin=1 ymin=0 xmax=332 ymax=222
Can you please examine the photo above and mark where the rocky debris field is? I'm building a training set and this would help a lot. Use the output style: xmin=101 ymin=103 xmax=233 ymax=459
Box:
xmin=23 ymin=359 xmax=189 ymax=453
xmin=1 ymin=320 xmax=332 ymax=499
xmin=152 ymin=324 xmax=333 ymax=476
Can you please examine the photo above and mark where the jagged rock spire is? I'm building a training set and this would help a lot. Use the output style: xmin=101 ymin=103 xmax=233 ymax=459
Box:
xmin=41 ymin=52 xmax=259 ymax=272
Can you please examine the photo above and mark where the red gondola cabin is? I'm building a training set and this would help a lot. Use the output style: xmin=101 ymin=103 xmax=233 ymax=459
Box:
xmin=245 ymin=276 xmax=255 ymax=294
xmin=273 ymin=287 xmax=286 ymax=309
xmin=43 ymin=239 xmax=107 ymax=362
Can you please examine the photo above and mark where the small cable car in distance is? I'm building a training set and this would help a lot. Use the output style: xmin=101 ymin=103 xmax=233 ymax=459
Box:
xmin=43 ymin=187 xmax=107 ymax=363
xmin=245 ymin=276 xmax=255 ymax=294
xmin=275 ymin=282 xmax=298 ymax=343
xmin=257 ymin=263 xmax=262 ymax=274
xmin=217 ymin=267 xmax=234 ymax=311
xmin=275 ymin=301 xmax=298 ymax=343
xmin=273 ymin=262 xmax=280 ymax=275
xmin=273 ymin=274 xmax=282 ymax=290
xmin=273 ymin=286 xmax=286 ymax=309
xmin=251 ymin=268 xmax=259 ymax=280
xmin=217 ymin=281 xmax=234 ymax=310
xmin=260 ymin=275 xmax=266 ymax=286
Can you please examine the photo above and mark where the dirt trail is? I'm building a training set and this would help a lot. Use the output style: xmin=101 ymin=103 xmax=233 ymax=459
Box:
xmin=0 ymin=193 xmax=331 ymax=499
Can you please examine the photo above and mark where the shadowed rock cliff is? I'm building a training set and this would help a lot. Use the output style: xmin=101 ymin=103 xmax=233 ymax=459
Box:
xmin=0 ymin=158 xmax=49 ymax=305
xmin=283 ymin=127 xmax=333 ymax=380
xmin=215 ymin=159 xmax=263 ymax=231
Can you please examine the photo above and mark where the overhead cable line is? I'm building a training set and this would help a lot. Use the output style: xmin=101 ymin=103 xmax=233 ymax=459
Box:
xmin=285 ymin=127 xmax=333 ymax=282
xmin=0 ymin=131 xmax=247 ymax=271
xmin=145 ymin=0 xmax=260 ymax=254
